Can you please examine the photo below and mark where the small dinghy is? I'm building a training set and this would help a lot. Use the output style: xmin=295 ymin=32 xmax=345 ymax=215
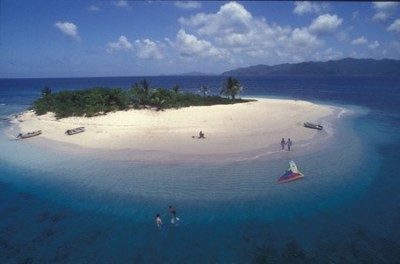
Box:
xmin=304 ymin=122 xmax=323 ymax=130
xmin=65 ymin=126 xmax=85 ymax=135
xmin=17 ymin=130 xmax=42 ymax=139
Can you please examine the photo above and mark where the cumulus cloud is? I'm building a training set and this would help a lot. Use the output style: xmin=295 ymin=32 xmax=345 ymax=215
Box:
xmin=55 ymin=22 xmax=80 ymax=41
xmin=309 ymin=14 xmax=343 ymax=34
xmin=177 ymin=1 xmax=328 ymax=64
xmin=175 ymin=29 xmax=226 ymax=59
xmin=352 ymin=36 xmax=368 ymax=45
xmin=180 ymin=1 xmax=253 ymax=38
xmin=175 ymin=1 xmax=202 ymax=10
xmin=351 ymin=37 xmax=380 ymax=50
xmin=290 ymin=28 xmax=322 ymax=47
xmin=368 ymin=40 xmax=380 ymax=49
xmin=372 ymin=2 xmax=399 ymax=23
xmin=293 ymin=1 xmax=324 ymax=15
xmin=107 ymin=35 xmax=133 ymax=53
xmin=179 ymin=2 xmax=289 ymax=49
xmin=135 ymin=39 xmax=163 ymax=60
xmin=387 ymin=19 xmax=400 ymax=34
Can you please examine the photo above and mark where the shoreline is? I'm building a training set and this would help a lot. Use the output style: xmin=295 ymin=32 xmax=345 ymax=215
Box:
xmin=7 ymin=98 xmax=338 ymax=163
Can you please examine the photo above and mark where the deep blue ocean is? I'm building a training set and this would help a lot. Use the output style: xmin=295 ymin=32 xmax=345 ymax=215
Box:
xmin=0 ymin=76 xmax=400 ymax=263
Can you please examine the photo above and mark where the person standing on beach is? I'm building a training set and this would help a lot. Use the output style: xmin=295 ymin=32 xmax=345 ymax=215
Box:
xmin=287 ymin=138 xmax=292 ymax=151
xmin=199 ymin=131 xmax=205 ymax=139
xmin=280 ymin=138 xmax=286 ymax=150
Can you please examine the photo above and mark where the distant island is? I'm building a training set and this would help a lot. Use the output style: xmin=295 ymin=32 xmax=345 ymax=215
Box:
xmin=221 ymin=58 xmax=400 ymax=76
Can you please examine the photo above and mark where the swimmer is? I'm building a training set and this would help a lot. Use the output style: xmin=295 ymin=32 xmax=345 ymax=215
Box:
xmin=169 ymin=205 xmax=178 ymax=223
xmin=155 ymin=213 xmax=163 ymax=228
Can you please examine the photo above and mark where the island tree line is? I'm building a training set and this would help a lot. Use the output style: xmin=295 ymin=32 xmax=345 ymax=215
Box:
xmin=32 ymin=77 xmax=249 ymax=119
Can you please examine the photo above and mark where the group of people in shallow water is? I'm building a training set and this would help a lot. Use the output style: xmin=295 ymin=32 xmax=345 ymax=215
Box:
xmin=155 ymin=205 xmax=179 ymax=228
xmin=280 ymin=138 xmax=293 ymax=151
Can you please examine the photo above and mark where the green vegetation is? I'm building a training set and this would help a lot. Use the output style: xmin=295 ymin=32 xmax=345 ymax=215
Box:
xmin=220 ymin=76 xmax=243 ymax=99
xmin=32 ymin=77 xmax=250 ymax=119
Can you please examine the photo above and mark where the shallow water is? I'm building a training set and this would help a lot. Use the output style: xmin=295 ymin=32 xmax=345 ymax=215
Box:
xmin=1 ymin=76 xmax=400 ymax=263
xmin=2 ymin=103 xmax=396 ymax=263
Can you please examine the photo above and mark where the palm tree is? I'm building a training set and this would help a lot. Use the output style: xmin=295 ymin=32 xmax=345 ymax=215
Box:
xmin=41 ymin=86 xmax=52 ymax=97
xmin=199 ymin=85 xmax=209 ymax=97
xmin=172 ymin=85 xmax=181 ymax=93
xmin=140 ymin=79 xmax=150 ymax=96
xmin=220 ymin=76 xmax=243 ymax=100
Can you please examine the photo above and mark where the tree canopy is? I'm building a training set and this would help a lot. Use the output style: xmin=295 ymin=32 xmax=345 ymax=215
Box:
xmin=220 ymin=76 xmax=243 ymax=99
xmin=32 ymin=78 xmax=250 ymax=119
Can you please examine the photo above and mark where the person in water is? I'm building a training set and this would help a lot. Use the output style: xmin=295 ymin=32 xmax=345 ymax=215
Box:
xmin=280 ymin=138 xmax=286 ymax=150
xmin=287 ymin=138 xmax=293 ymax=151
xmin=169 ymin=205 xmax=178 ymax=223
xmin=155 ymin=213 xmax=163 ymax=228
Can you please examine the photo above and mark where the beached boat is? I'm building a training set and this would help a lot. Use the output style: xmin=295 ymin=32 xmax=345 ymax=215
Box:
xmin=304 ymin=122 xmax=323 ymax=130
xmin=65 ymin=126 xmax=85 ymax=135
xmin=277 ymin=161 xmax=304 ymax=184
xmin=17 ymin=130 xmax=42 ymax=139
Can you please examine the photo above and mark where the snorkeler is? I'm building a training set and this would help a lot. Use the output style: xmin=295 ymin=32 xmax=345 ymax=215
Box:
xmin=169 ymin=205 xmax=179 ymax=224
xmin=155 ymin=213 xmax=163 ymax=228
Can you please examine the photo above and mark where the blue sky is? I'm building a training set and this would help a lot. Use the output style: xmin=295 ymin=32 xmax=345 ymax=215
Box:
xmin=1 ymin=1 xmax=400 ymax=78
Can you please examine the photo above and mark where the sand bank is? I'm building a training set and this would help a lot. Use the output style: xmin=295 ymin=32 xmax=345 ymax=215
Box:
xmin=9 ymin=98 xmax=335 ymax=160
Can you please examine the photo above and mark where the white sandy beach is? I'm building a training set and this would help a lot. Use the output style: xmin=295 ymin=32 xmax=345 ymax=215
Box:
xmin=9 ymin=98 xmax=334 ymax=157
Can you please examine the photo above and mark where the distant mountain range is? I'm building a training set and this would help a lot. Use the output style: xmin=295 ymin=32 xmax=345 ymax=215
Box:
xmin=221 ymin=58 xmax=400 ymax=76
xmin=180 ymin=71 xmax=212 ymax=76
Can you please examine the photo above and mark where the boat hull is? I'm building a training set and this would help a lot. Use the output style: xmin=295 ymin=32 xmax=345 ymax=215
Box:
xmin=303 ymin=122 xmax=323 ymax=130
xmin=65 ymin=127 xmax=85 ymax=135
xmin=17 ymin=130 xmax=42 ymax=139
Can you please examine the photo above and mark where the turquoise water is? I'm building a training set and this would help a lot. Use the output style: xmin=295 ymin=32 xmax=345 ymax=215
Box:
xmin=1 ymin=76 xmax=400 ymax=263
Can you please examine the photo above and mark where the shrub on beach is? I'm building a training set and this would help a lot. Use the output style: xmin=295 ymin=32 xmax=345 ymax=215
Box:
xmin=33 ymin=87 xmax=129 ymax=118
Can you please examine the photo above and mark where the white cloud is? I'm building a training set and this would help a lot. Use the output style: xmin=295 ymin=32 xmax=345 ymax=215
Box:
xmin=387 ymin=19 xmax=400 ymax=34
xmin=373 ymin=2 xmax=399 ymax=12
xmin=179 ymin=2 xmax=289 ymax=49
xmin=293 ymin=1 xmax=323 ymax=15
xmin=352 ymin=36 xmax=368 ymax=45
xmin=291 ymin=28 xmax=322 ymax=47
xmin=368 ymin=40 xmax=380 ymax=49
xmin=372 ymin=2 xmax=399 ymax=23
xmin=88 ymin=5 xmax=100 ymax=12
xmin=177 ymin=1 xmax=329 ymax=64
xmin=107 ymin=35 xmax=133 ymax=53
xmin=180 ymin=2 xmax=253 ymax=37
xmin=135 ymin=39 xmax=163 ymax=60
xmin=309 ymin=14 xmax=343 ymax=34
xmin=175 ymin=1 xmax=202 ymax=10
xmin=373 ymin=12 xmax=390 ymax=23
xmin=114 ymin=0 xmax=130 ymax=9
xmin=175 ymin=29 xmax=228 ymax=60
xmin=55 ymin=22 xmax=80 ymax=41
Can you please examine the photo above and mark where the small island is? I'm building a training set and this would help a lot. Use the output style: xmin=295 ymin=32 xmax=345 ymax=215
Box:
xmin=11 ymin=77 xmax=336 ymax=163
